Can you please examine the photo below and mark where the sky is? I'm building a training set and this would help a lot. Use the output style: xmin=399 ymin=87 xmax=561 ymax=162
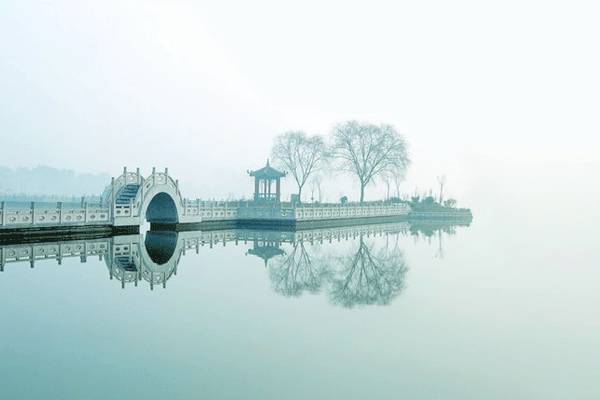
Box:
xmin=0 ymin=0 xmax=598 ymax=203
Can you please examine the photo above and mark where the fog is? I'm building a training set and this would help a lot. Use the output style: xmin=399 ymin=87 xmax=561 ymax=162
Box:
xmin=1 ymin=1 xmax=598 ymax=205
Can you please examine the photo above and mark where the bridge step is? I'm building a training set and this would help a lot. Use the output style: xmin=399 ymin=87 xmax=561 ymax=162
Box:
xmin=115 ymin=184 xmax=141 ymax=206
xmin=114 ymin=256 xmax=137 ymax=271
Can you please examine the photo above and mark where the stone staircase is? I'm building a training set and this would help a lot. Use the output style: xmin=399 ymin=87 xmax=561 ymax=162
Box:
xmin=114 ymin=255 xmax=138 ymax=271
xmin=115 ymin=184 xmax=140 ymax=206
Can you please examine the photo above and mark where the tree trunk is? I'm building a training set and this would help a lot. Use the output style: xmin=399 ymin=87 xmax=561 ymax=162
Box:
xmin=298 ymin=185 xmax=303 ymax=203
xmin=360 ymin=184 xmax=365 ymax=203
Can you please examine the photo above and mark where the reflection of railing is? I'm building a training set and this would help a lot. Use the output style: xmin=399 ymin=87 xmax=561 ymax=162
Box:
xmin=175 ymin=222 xmax=411 ymax=250
xmin=0 ymin=237 xmax=110 ymax=269
xmin=0 ymin=201 xmax=111 ymax=229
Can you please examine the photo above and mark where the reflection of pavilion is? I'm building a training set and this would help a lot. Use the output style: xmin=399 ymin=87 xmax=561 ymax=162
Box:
xmin=246 ymin=242 xmax=285 ymax=267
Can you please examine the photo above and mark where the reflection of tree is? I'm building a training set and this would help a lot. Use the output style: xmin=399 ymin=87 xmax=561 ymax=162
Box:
xmin=269 ymin=241 xmax=326 ymax=297
xmin=329 ymin=236 xmax=408 ymax=307
xmin=409 ymin=220 xmax=467 ymax=238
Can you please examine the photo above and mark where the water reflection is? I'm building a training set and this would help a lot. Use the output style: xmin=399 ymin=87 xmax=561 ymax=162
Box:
xmin=269 ymin=241 xmax=327 ymax=297
xmin=329 ymin=235 xmax=408 ymax=307
xmin=108 ymin=231 xmax=182 ymax=290
xmin=0 ymin=220 xmax=470 ymax=307
xmin=267 ymin=234 xmax=408 ymax=307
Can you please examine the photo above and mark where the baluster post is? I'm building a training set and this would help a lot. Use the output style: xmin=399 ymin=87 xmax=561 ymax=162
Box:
xmin=110 ymin=176 xmax=115 ymax=209
xmin=140 ymin=176 xmax=144 ymax=199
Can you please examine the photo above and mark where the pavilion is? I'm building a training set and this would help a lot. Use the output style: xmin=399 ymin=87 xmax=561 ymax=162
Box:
xmin=247 ymin=160 xmax=286 ymax=203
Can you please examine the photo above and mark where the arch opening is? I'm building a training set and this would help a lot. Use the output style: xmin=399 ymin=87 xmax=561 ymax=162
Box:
xmin=144 ymin=231 xmax=179 ymax=265
xmin=145 ymin=192 xmax=179 ymax=225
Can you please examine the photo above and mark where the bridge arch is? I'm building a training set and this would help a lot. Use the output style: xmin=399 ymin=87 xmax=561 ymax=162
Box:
xmin=137 ymin=171 xmax=184 ymax=226
xmin=141 ymin=190 xmax=181 ymax=225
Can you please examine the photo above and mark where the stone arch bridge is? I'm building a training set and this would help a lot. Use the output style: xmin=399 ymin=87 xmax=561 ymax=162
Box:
xmin=101 ymin=167 xmax=200 ymax=227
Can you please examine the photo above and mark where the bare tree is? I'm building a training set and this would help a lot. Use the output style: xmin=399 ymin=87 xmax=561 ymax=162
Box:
xmin=331 ymin=121 xmax=409 ymax=202
xmin=310 ymin=174 xmax=323 ymax=203
xmin=271 ymin=131 xmax=326 ymax=202
xmin=382 ymin=174 xmax=391 ymax=200
xmin=386 ymin=165 xmax=406 ymax=199
xmin=392 ymin=168 xmax=406 ymax=198
xmin=437 ymin=175 xmax=446 ymax=204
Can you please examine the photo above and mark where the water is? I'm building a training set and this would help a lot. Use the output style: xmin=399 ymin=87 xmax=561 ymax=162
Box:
xmin=1 ymin=182 xmax=599 ymax=399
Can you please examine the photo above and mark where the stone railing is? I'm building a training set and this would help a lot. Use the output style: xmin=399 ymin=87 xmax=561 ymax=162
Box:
xmin=140 ymin=169 xmax=182 ymax=203
xmin=294 ymin=202 xmax=410 ymax=221
xmin=177 ymin=200 xmax=412 ymax=223
xmin=0 ymin=201 xmax=111 ymax=229
xmin=237 ymin=203 xmax=296 ymax=221
xmin=179 ymin=200 xmax=242 ymax=221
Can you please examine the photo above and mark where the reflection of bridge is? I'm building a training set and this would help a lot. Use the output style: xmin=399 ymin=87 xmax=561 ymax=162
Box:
xmin=0 ymin=167 xmax=412 ymax=236
xmin=0 ymin=222 xmax=415 ymax=286
xmin=0 ymin=219 xmax=469 ymax=292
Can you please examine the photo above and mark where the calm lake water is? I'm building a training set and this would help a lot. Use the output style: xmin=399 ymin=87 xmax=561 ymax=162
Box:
xmin=1 ymin=174 xmax=599 ymax=399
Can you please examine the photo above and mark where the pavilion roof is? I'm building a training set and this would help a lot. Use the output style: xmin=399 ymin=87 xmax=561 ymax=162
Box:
xmin=248 ymin=160 xmax=286 ymax=179
xmin=247 ymin=246 xmax=286 ymax=266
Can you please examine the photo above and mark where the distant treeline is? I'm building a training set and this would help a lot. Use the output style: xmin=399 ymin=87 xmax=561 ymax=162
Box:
xmin=0 ymin=166 xmax=109 ymax=197
xmin=0 ymin=194 xmax=102 ymax=204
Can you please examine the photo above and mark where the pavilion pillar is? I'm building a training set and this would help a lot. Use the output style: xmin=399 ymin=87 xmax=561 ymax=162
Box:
xmin=276 ymin=179 xmax=281 ymax=202
xmin=254 ymin=178 xmax=259 ymax=201
xmin=268 ymin=179 xmax=272 ymax=199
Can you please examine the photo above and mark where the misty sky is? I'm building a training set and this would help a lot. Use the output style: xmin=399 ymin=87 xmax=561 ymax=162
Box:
xmin=1 ymin=1 xmax=598 ymax=202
